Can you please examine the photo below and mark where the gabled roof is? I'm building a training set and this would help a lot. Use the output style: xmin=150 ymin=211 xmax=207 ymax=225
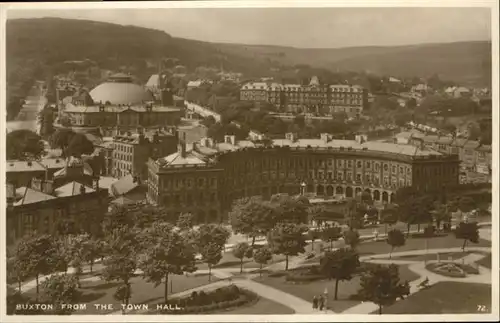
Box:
xmin=53 ymin=181 xmax=95 ymax=197
xmin=14 ymin=187 xmax=55 ymax=206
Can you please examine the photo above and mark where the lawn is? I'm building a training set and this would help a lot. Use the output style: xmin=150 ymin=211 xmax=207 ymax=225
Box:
xmin=356 ymin=234 xmax=491 ymax=258
xmin=383 ymin=251 xmax=480 ymax=262
xmin=477 ymin=253 xmax=492 ymax=269
xmin=378 ymin=282 xmax=492 ymax=314
xmin=216 ymin=297 xmax=295 ymax=314
xmin=196 ymin=251 xmax=286 ymax=270
xmin=22 ymin=273 xmax=219 ymax=315
xmin=254 ymin=264 xmax=419 ymax=313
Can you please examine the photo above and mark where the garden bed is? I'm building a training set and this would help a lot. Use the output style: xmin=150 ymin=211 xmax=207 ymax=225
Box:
xmin=159 ymin=285 xmax=258 ymax=314
xmin=425 ymin=263 xmax=466 ymax=278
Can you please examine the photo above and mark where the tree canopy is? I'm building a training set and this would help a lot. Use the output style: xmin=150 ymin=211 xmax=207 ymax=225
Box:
xmin=6 ymin=130 xmax=45 ymax=160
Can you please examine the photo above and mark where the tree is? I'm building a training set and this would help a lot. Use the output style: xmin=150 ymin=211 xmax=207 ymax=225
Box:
xmin=307 ymin=229 xmax=320 ymax=252
xmin=380 ymin=205 xmax=399 ymax=235
xmin=66 ymin=133 xmax=94 ymax=157
xmin=200 ymin=243 xmax=223 ymax=282
xmin=357 ymin=264 xmax=410 ymax=314
xmin=176 ymin=212 xmax=195 ymax=231
xmin=454 ymin=222 xmax=479 ymax=252
xmin=49 ymin=128 xmax=76 ymax=156
xmin=343 ymin=229 xmax=360 ymax=250
xmin=59 ymin=114 xmax=73 ymax=127
xmin=307 ymin=204 xmax=328 ymax=228
xmin=230 ymin=196 xmax=276 ymax=246
xmin=253 ymin=247 xmax=273 ymax=278
xmin=38 ymin=105 xmax=55 ymax=139
xmin=321 ymin=225 xmax=343 ymax=250
xmin=139 ymin=222 xmax=196 ymax=303
xmin=197 ymin=224 xmax=230 ymax=250
xmin=6 ymin=130 xmax=45 ymax=160
xmin=268 ymin=223 xmax=307 ymax=270
xmin=320 ymin=248 xmax=360 ymax=300
xmin=101 ymin=226 xmax=139 ymax=308
xmin=458 ymin=196 xmax=476 ymax=214
xmin=15 ymin=234 xmax=60 ymax=301
xmin=114 ymin=283 xmax=132 ymax=314
xmin=41 ymin=274 xmax=80 ymax=314
xmin=270 ymin=194 xmax=309 ymax=224
xmin=431 ymin=202 xmax=450 ymax=231
xmin=81 ymin=238 xmax=102 ymax=274
xmin=232 ymin=242 xmax=253 ymax=274
xmin=395 ymin=188 xmax=433 ymax=235
xmin=8 ymin=254 xmax=29 ymax=293
xmin=386 ymin=229 xmax=405 ymax=259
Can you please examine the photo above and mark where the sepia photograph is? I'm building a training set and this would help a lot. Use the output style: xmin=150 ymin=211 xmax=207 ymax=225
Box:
xmin=1 ymin=1 xmax=498 ymax=322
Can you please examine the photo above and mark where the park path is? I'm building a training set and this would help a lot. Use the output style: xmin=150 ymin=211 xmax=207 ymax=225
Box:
xmin=342 ymin=251 xmax=491 ymax=314
xmin=110 ymin=277 xmax=331 ymax=315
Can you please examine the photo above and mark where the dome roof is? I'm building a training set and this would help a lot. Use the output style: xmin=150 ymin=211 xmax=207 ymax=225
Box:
xmin=89 ymin=74 xmax=154 ymax=105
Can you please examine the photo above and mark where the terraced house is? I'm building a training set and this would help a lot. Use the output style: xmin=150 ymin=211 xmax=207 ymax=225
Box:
xmin=407 ymin=134 xmax=492 ymax=175
xmin=147 ymin=133 xmax=459 ymax=224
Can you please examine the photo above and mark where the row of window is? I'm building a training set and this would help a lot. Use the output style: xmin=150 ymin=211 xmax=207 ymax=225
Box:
xmin=226 ymin=159 xmax=413 ymax=175
xmin=160 ymin=177 xmax=217 ymax=189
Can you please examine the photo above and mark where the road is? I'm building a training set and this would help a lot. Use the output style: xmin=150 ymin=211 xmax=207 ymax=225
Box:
xmin=6 ymin=82 xmax=47 ymax=134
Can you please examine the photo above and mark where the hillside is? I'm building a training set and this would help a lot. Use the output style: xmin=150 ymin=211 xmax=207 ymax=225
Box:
xmin=215 ymin=41 xmax=492 ymax=86
xmin=6 ymin=18 xmax=492 ymax=92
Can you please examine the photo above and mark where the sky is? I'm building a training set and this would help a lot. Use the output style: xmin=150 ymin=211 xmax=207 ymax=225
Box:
xmin=6 ymin=6 xmax=492 ymax=48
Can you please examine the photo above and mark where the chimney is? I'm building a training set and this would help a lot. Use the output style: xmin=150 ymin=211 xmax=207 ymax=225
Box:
xmin=355 ymin=134 xmax=367 ymax=144
xmin=285 ymin=132 xmax=297 ymax=142
xmin=177 ymin=132 xmax=187 ymax=157
xmin=320 ymin=133 xmax=332 ymax=143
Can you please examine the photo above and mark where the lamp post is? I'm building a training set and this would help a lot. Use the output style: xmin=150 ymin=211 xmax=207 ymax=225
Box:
xmin=300 ymin=181 xmax=307 ymax=196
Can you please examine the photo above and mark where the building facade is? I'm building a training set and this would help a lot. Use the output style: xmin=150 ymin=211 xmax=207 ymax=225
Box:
xmin=60 ymin=73 xmax=183 ymax=136
xmin=240 ymin=78 xmax=368 ymax=116
xmin=147 ymin=134 xmax=460 ymax=224
xmin=112 ymin=129 xmax=178 ymax=179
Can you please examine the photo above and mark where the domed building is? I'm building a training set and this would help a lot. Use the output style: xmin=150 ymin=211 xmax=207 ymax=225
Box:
xmin=90 ymin=73 xmax=154 ymax=105
xmin=61 ymin=73 xmax=183 ymax=136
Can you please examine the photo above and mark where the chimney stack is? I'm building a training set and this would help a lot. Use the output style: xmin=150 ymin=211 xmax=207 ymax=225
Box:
xmin=177 ymin=132 xmax=187 ymax=157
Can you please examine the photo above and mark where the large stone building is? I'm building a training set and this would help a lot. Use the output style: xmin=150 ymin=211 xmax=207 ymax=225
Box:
xmin=59 ymin=73 xmax=183 ymax=136
xmin=147 ymin=133 xmax=460 ymax=224
xmin=112 ymin=129 xmax=178 ymax=180
xmin=240 ymin=77 xmax=368 ymax=116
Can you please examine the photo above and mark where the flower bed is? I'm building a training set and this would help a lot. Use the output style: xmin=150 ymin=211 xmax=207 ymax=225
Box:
xmin=426 ymin=263 xmax=466 ymax=278
xmin=160 ymin=285 xmax=258 ymax=314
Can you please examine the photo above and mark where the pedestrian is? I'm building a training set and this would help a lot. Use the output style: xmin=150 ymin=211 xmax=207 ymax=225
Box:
xmin=312 ymin=295 xmax=318 ymax=310
xmin=319 ymin=295 xmax=325 ymax=311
